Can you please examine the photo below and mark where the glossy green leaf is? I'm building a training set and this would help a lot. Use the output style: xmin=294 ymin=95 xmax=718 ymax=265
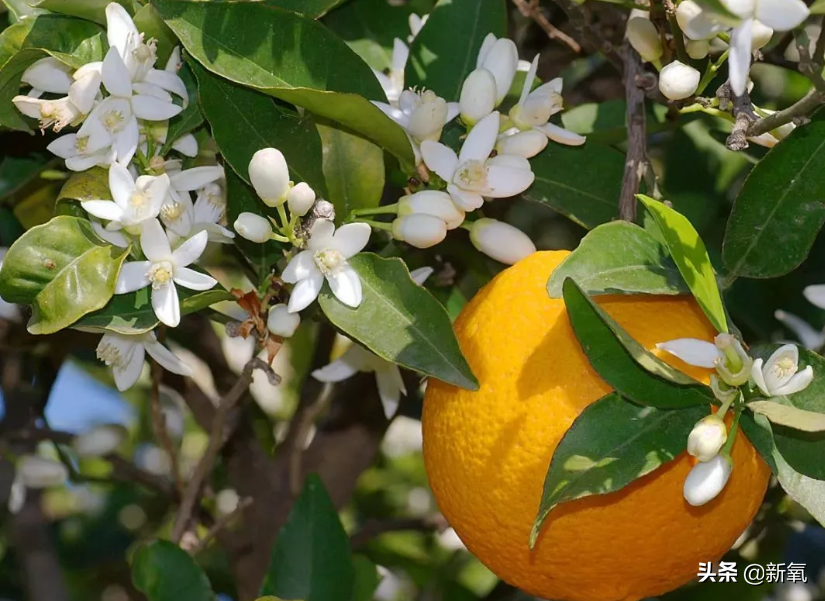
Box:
xmin=57 ymin=166 xmax=110 ymax=202
xmin=747 ymin=400 xmax=825 ymax=432
xmin=192 ymin=61 xmax=326 ymax=195
xmin=531 ymin=392 xmax=705 ymax=546
xmin=547 ymin=221 xmax=689 ymax=298
xmin=133 ymin=4 xmax=177 ymax=73
xmin=270 ymin=0 xmax=348 ymax=18
xmin=0 ymin=216 xmax=129 ymax=334
xmin=722 ymin=110 xmax=825 ymax=280
xmin=153 ymin=0 xmax=415 ymax=170
xmin=225 ymin=168 xmax=287 ymax=281
xmin=74 ymin=283 xmax=234 ymax=335
xmin=638 ymin=195 xmax=728 ymax=334
xmin=0 ymin=155 xmax=54 ymax=202
xmin=260 ymin=474 xmax=354 ymax=601
xmin=132 ymin=540 xmax=216 ymax=601
xmin=522 ymin=143 xmax=624 ymax=229
xmin=318 ymin=253 xmax=478 ymax=390
xmin=316 ymin=121 xmax=384 ymax=223
xmin=27 ymin=0 xmax=132 ymax=24
xmin=161 ymin=62 xmax=203 ymax=155
xmin=2 ymin=0 xmax=47 ymax=23
xmin=351 ymin=556 xmax=381 ymax=601
xmin=563 ymin=278 xmax=713 ymax=406
xmin=406 ymin=0 xmax=506 ymax=100
xmin=741 ymin=412 xmax=825 ymax=528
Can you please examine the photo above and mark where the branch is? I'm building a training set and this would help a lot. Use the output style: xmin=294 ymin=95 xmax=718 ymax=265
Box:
xmin=619 ymin=42 xmax=647 ymax=222
xmin=748 ymin=89 xmax=825 ymax=138
xmin=349 ymin=514 xmax=449 ymax=550
xmin=511 ymin=0 xmax=582 ymax=53
xmin=189 ymin=497 xmax=253 ymax=555
xmin=725 ymin=87 xmax=757 ymax=151
xmin=150 ymin=354 xmax=183 ymax=495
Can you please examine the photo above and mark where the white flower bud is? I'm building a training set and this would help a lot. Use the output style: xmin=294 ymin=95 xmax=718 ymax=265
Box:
xmin=676 ymin=0 xmax=726 ymax=41
xmin=72 ymin=424 xmax=128 ymax=457
xmin=626 ymin=17 xmax=663 ymax=63
xmin=496 ymin=130 xmax=548 ymax=158
xmin=470 ymin=218 xmax=536 ymax=265
xmin=686 ymin=415 xmax=727 ymax=462
xmin=17 ymin=456 xmax=68 ymax=489
xmin=460 ymin=68 xmax=497 ymax=125
xmin=392 ymin=214 xmax=447 ymax=249
xmin=685 ymin=39 xmax=710 ymax=60
xmin=683 ymin=454 xmax=732 ymax=506
xmin=248 ymin=148 xmax=291 ymax=207
xmin=398 ymin=190 xmax=464 ymax=230
xmin=658 ymin=61 xmax=700 ymax=100
xmin=407 ymin=91 xmax=448 ymax=143
xmin=287 ymin=182 xmax=316 ymax=217
xmin=268 ymin=303 xmax=301 ymax=338
xmin=479 ymin=38 xmax=519 ymax=105
xmin=751 ymin=20 xmax=773 ymax=50
xmin=234 ymin=212 xmax=273 ymax=243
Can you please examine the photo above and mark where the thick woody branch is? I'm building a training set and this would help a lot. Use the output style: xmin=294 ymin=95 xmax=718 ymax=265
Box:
xmin=726 ymin=88 xmax=757 ymax=151
xmin=619 ymin=43 xmax=647 ymax=222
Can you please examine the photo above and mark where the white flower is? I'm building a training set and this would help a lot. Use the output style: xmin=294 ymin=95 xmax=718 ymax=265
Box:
xmin=495 ymin=129 xmax=548 ymax=159
xmin=96 ymin=329 xmax=193 ymax=391
xmin=183 ymin=181 xmax=234 ymax=244
xmin=47 ymin=119 xmax=116 ymax=172
xmin=21 ymin=57 xmax=73 ymax=95
xmin=373 ymin=38 xmax=408 ymax=105
xmin=656 ymin=338 xmax=722 ymax=368
xmin=249 ymin=148 xmax=291 ymax=207
xmin=469 ymin=218 xmax=536 ymax=265
xmin=16 ymin=456 xmax=68 ymax=488
xmin=508 ymin=56 xmax=585 ymax=146
xmin=775 ymin=309 xmax=825 ymax=350
xmin=234 ymin=212 xmax=273 ymax=243
xmin=476 ymin=33 xmax=518 ymax=106
xmin=267 ymin=303 xmax=301 ymax=338
xmin=459 ymin=68 xmax=497 ymax=125
xmin=751 ymin=344 xmax=814 ymax=398
xmin=287 ymin=182 xmax=316 ymax=217
xmin=626 ymin=17 xmax=663 ymax=63
xmin=683 ymin=454 xmax=732 ymax=506
xmin=392 ymin=214 xmax=447 ymax=249
xmin=676 ymin=0 xmax=728 ymax=41
xmin=282 ymin=219 xmax=371 ymax=312
xmin=687 ymin=414 xmax=728 ymax=462
xmin=658 ymin=61 xmax=701 ymax=100
xmin=420 ymin=111 xmax=535 ymax=211
xmin=374 ymin=89 xmax=459 ymax=161
xmin=397 ymin=190 xmax=465 ymax=230
xmin=804 ymin=283 xmax=825 ymax=311
xmin=657 ymin=334 xmax=752 ymax=386
xmin=160 ymin=164 xmax=226 ymax=239
xmin=114 ymin=219 xmax=217 ymax=327
xmin=13 ymin=95 xmax=83 ymax=132
xmin=72 ymin=424 xmax=128 ymax=457
xmin=81 ymin=162 xmax=170 ymax=234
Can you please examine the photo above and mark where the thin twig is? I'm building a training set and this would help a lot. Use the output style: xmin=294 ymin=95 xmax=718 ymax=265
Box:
xmin=725 ymin=87 xmax=757 ymax=151
xmin=287 ymin=382 xmax=336 ymax=497
xmin=189 ymin=497 xmax=253 ymax=555
xmin=748 ymin=89 xmax=825 ymax=138
xmin=511 ymin=0 xmax=582 ymax=53
xmin=619 ymin=43 xmax=647 ymax=222
xmin=349 ymin=514 xmax=449 ymax=550
xmin=150 ymin=356 xmax=184 ymax=495
xmin=171 ymin=357 xmax=278 ymax=543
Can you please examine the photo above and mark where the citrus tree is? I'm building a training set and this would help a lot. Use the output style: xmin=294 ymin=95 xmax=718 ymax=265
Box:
xmin=1 ymin=0 xmax=825 ymax=600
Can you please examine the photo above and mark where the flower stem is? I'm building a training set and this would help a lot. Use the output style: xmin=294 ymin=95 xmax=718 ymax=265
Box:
xmin=695 ymin=49 xmax=730 ymax=96
xmin=270 ymin=232 xmax=291 ymax=243
xmin=356 ymin=218 xmax=393 ymax=232
xmin=350 ymin=204 xmax=400 ymax=218
xmin=720 ymin=400 xmax=741 ymax=456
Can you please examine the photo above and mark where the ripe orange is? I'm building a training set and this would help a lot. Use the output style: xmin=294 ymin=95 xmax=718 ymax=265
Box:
xmin=422 ymin=251 xmax=770 ymax=601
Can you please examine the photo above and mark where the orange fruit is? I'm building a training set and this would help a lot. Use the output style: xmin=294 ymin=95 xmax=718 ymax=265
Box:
xmin=422 ymin=251 xmax=770 ymax=601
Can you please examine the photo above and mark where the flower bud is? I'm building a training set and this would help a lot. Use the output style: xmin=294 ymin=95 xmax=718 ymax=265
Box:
xmin=407 ymin=91 xmax=448 ymax=143
xmin=248 ymin=148 xmax=291 ymax=207
xmin=479 ymin=38 xmax=518 ymax=105
xmin=676 ymin=0 xmax=726 ymax=41
xmin=460 ymin=68 xmax=497 ymax=126
xmin=72 ymin=424 xmax=127 ymax=457
xmin=234 ymin=212 xmax=273 ymax=243
xmin=683 ymin=454 xmax=732 ymax=506
xmin=687 ymin=415 xmax=727 ymax=462
xmin=392 ymin=214 xmax=447 ymax=249
xmin=268 ymin=303 xmax=301 ymax=338
xmin=287 ymin=182 xmax=316 ymax=217
xmin=17 ymin=456 xmax=68 ymax=488
xmin=626 ymin=17 xmax=663 ymax=63
xmin=710 ymin=374 xmax=738 ymax=404
xmin=658 ymin=61 xmax=700 ymax=100
xmin=470 ymin=218 xmax=536 ymax=265
xmin=496 ymin=130 xmax=548 ymax=158
xmin=685 ymin=39 xmax=710 ymax=60
xmin=398 ymin=190 xmax=464 ymax=230
xmin=751 ymin=20 xmax=773 ymax=50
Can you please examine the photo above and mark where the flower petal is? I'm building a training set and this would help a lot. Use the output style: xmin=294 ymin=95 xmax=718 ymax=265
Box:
xmin=153 ymin=282 xmax=181 ymax=327
xmin=763 ymin=343 xmax=799 ymax=390
xmin=420 ymin=140 xmax=458 ymax=181
xmin=772 ymin=365 xmax=814 ymax=396
xmin=655 ymin=338 xmax=721 ymax=368
xmin=102 ymin=47 xmax=133 ymax=98
xmin=113 ymin=344 xmax=146 ymax=391
xmin=47 ymin=134 xmax=79 ymax=159
xmin=171 ymin=230 xmax=208 ymax=267
xmin=328 ymin=264 xmax=363 ymax=308
xmin=144 ymin=338 xmax=193 ymax=377
xmin=144 ymin=68 xmax=189 ymax=101
xmin=372 ymin=100 xmax=407 ymax=125
xmin=728 ymin=20 xmax=753 ymax=97
xmin=458 ymin=111 xmax=499 ymax=163
xmin=485 ymin=164 xmax=535 ymax=198
xmin=69 ymin=70 xmax=102 ymax=114
xmin=81 ymin=200 xmax=124 ymax=222
xmin=140 ymin=218 xmax=172 ymax=262
xmin=171 ymin=133 xmax=198 ymax=157
xmin=751 ymin=358 xmax=770 ymax=396
xmin=171 ymin=166 xmax=224 ymax=191
xmin=282 ymin=250 xmax=316 ymax=284
xmin=308 ymin=218 xmax=335 ymax=250
xmin=410 ymin=266 xmax=434 ymax=285
xmin=331 ymin=222 xmax=371 ymax=258
xmin=445 ymin=101 xmax=460 ymax=123
xmin=287 ymin=271 xmax=324 ymax=313
xmin=447 ymin=184 xmax=484 ymax=211
xmin=534 ymin=122 xmax=587 ymax=146
xmin=115 ymin=116 xmax=139 ymax=166
xmin=804 ymin=284 xmax=825 ymax=309
xmin=174 ymin=266 xmax=217 ymax=291
xmin=106 ymin=2 xmax=139 ymax=59
xmin=131 ymin=95 xmax=183 ymax=120
xmin=312 ymin=352 xmax=363 ymax=383
xmin=774 ymin=309 xmax=825 ymax=351
xmin=375 ymin=364 xmax=405 ymax=418
xmin=519 ymin=55 xmax=539 ymax=107
xmin=91 ymin=220 xmax=129 ymax=247
xmin=755 ymin=0 xmax=808 ymax=31
xmin=115 ymin=261 xmax=151 ymax=294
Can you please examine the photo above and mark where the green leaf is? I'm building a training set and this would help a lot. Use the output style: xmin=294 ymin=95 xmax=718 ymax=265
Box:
xmin=747 ymin=400 xmax=825 ymax=432
xmin=406 ymin=0 xmax=506 ymax=101
xmin=132 ymin=540 xmax=216 ymax=601
xmin=192 ymin=61 xmax=326 ymax=195
xmin=741 ymin=412 xmax=825 ymax=528
xmin=225 ymin=168 xmax=287 ymax=281
xmin=637 ymin=195 xmax=728 ymax=334
xmin=318 ymin=253 xmax=478 ymax=390
xmin=0 ymin=216 xmax=129 ymax=334
xmin=74 ymin=284 xmax=234 ymax=335
xmin=749 ymin=345 xmax=825 ymax=480
xmin=547 ymin=221 xmax=689 ymax=298
xmin=27 ymin=0 xmax=132 ymax=24
xmin=811 ymin=0 xmax=825 ymax=14
xmin=316 ymin=121 xmax=384 ymax=223
xmin=722 ymin=109 xmax=825 ymax=280
xmin=153 ymin=0 xmax=415 ymax=171
xmin=351 ymin=556 xmax=381 ymax=601
xmin=161 ymin=62 xmax=203 ymax=155
xmin=260 ymin=474 xmax=354 ymax=601
xmin=269 ymin=0 xmax=348 ymax=18
xmin=57 ymin=166 xmax=110 ymax=202
xmin=530 ymin=392 xmax=705 ymax=547
xmin=0 ymin=155 xmax=54 ymax=202
xmin=2 ymin=0 xmax=47 ymax=23
xmin=563 ymin=278 xmax=713 ymax=406
xmin=522 ymin=143 xmax=624 ymax=229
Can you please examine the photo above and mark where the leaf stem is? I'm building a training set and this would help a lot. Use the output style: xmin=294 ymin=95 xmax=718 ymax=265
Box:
xmin=355 ymin=218 xmax=393 ymax=232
